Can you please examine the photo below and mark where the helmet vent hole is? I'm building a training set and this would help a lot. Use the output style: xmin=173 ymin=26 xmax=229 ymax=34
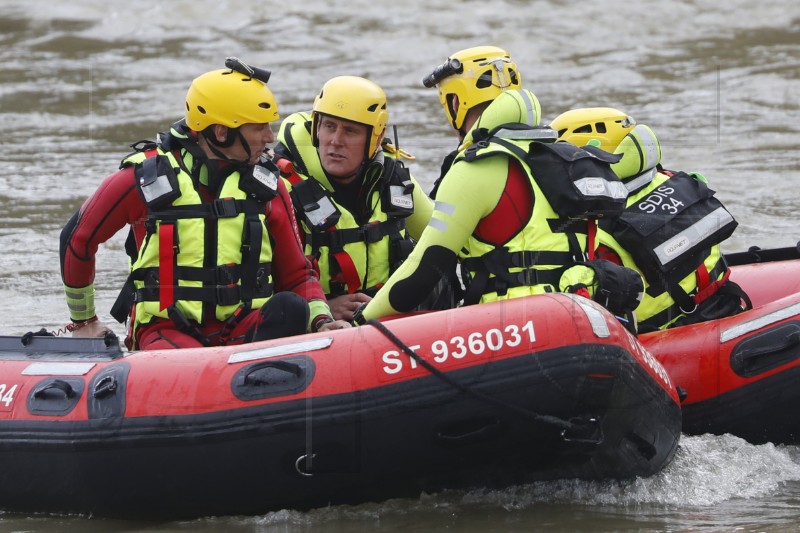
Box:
xmin=574 ymin=124 xmax=593 ymax=134
xmin=367 ymin=103 xmax=379 ymax=112
xmin=476 ymin=70 xmax=493 ymax=89
xmin=258 ymin=102 xmax=272 ymax=110
xmin=197 ymin=105 xmax=207 ymax=115
xmin=509 ymin=69 xmax=519 ymax=85
xmin=595 ymin=122 xmax=607 ymax=133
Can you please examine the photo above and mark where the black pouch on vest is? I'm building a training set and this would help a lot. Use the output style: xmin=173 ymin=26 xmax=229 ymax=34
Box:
xmin=135 ymin=155 xmax=181 ymax=209
xmin=526 ymin=142 xmax=627 ymax=219
xmin=290 ymin=179 xmax=341 ymax=231
xmin=611 ymin=172 xmax=738 ymax=282
xmin=239 ymin=158 xmax=280 ymax=201
xmin=380 ymin=159 xmax=415 ymax=218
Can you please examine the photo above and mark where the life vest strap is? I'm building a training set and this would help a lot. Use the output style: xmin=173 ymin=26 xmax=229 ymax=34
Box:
xmin=463 ymin=266 xmax=563 ymax=305
xmin=128 ymin=263 xmax=272 ymax=284
xmin=586 ymin=220 xmax=597 ymax=261
xmin=158 ymin=222 xmax=177 ymax=311
xmin=331 ymin=248 xmax=362 ymax=294
xmin=276 ymin=158 xmax=303 ymax=186
xmin=693 ymin=267 xmax=728 ymax=305
xmin=461 ymin=246 xmax=572 ymax=305
xmin=149 ymin=198 xmax=263 ymax=221
xmin=239 ymin=216 xmax=265 ymax=301
xmin=462 ymin=248 xmax=575 ymax=272
xmin=642 ymin=258 xmax=732 ymax=329
xmin=136 ymin=283 xmax=273 ymax=307
xmin=310 ymin=219 xmax=404 ymax=251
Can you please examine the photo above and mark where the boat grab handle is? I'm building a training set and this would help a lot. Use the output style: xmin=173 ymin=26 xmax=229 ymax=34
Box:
xmin=33 ymin=379 xmax=76 ymax=400
xmin=731 ymin=326 xmax=800 ymax=377
xmin=93 ymin=375 xmax=118 ymax=399
xmin=242 ymin=361 xmax=302 ymax=386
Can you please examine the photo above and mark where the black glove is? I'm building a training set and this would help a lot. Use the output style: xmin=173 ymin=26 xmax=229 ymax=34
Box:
xmin=586 ymin=260 xmax=643 ymax=316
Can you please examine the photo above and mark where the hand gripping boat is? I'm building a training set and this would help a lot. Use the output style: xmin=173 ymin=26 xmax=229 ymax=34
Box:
xmin=0 ymin=293 xmax=681 ymax=519
xmin=642 ymin=243 xmax=800 ymax=444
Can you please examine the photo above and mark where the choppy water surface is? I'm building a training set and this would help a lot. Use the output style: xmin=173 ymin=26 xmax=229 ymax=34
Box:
xmin=1 ymin=0 xmax=799 ymax=530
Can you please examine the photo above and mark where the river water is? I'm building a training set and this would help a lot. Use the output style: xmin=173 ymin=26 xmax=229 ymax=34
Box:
xmin=1 ymin=0 xmax=799 ymax=531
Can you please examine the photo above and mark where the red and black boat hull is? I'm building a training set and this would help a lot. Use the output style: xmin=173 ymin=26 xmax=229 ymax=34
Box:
xmin=643 ymin=255 xmax=800 ymax=444
xmin=0 ymin=294 xmax=681 ymax=519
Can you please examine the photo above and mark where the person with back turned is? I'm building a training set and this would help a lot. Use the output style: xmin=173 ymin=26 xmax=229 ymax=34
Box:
xmin=550 ymin=107 xmax=750 ymax=332
xmin=352 ymin=46 xmax=643 ymax=327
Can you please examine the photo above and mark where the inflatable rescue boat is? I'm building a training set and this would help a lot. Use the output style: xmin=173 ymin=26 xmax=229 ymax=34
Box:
xmin=644 ymin=244 xmax=800 ymax=444
xmin=0 ymin=293 xmax=681 ymax=519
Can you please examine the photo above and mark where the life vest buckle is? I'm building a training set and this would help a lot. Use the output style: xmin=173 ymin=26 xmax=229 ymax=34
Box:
xmin=212 ymin=198 xmax=239 ymax=218
xmin=255 ymin=268 xmax=269 ymax=292
xmin=361 ymin=223 xmax=384 ymax=244
xmin=508 ymin=250 xmax=533 ymax=268
xmin=215 ymin=265 xmax=238 ymax=285
xmin=216 ymin=285 xmax=241 ymax=307
xmin=324 ymin=230 xmax=346 ymax=251
xmin=515 ymin=268 xmax=540 ymax=286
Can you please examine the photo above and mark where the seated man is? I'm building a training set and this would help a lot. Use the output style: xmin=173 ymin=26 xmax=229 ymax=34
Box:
xmin=550 ymin=107 xmax=751 ymax=331
xmin=274 ymin=76 xmax=459 ymax=321
xmin=61 ymin=58 xmax=349 ymax=350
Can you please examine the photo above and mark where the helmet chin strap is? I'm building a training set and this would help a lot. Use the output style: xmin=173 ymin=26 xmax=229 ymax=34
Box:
xmin=360 ymin=148 xmax=385 ymax=193
xmin=201 ymin=126 xmax=252 ymax=166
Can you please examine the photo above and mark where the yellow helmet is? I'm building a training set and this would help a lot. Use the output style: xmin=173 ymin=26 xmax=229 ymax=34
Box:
xmin=423 ymin=45 xmax=522 ymax=131
xmin=311 ymin=76 xmax=389 ymax=158
xmin=611 ymin=123 xmax=662 ymax=179
xmin=551 ymin=107 xmax=662 ymax=179
xmin=550 ymin=107 xmax=635 ymax=152
xmin=185 ymin=62 xmax=279 ymax=131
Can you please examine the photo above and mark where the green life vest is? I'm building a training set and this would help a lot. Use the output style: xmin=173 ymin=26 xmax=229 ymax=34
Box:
xmin=276 ymin=111 xmax=415 ymax=297
xmin=457 ymin=129 xmax=611 ymax=304
xmin=115 ymin=131 xmax=277 ymax=340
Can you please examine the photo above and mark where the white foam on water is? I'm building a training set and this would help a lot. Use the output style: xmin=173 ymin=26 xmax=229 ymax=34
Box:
xmin=456 ymin=434 xmax=800 ymax=508
xmin=181 ymin=434 xmax=800 ymax=530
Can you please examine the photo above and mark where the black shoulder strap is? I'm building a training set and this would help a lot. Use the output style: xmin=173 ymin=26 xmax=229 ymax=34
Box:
xmin=379 ymin=157 xmax=415 ymax=218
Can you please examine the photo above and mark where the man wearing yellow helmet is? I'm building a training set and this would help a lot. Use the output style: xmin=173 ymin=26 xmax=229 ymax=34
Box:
xmin=274 ymin=76 xmax=455 ymax=322
xmin=61 ymin=58 xmax=349 ymax=350
xmin=353 ymin=46 xmax=642 ymax=325
xmin=551 ymin=107 xmax=751 ymax=331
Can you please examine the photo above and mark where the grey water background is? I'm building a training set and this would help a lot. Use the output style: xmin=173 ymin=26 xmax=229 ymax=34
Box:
xmin=0 ymin=0 xmax=799 ymax=531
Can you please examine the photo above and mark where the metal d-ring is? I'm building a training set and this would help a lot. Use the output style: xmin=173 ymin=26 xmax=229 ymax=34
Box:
xmin=295 ymin=453 xmax=316 ymax=477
